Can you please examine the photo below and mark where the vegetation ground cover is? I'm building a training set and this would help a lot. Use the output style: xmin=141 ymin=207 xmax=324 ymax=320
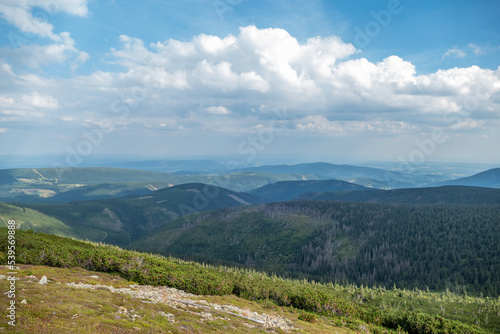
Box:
xmin=1 ymin=229 xmax=497 ymax=333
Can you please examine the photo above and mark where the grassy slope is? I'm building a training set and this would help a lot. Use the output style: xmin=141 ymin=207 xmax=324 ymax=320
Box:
xmin=0 ymin=229 xmax=495 ymax=333
xmin=0 ymin=265 xmax=357 ymax=334
xmin=0 ymin=202 xmax=105 ymax=241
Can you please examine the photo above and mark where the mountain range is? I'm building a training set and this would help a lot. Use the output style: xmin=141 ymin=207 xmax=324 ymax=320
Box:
xmin=297 ymin=185 xmax=500 ymax=205
xmin=438 ymin=168 xmax=500 ymax=188
xmin=0 ymin=163 xmax=498 ymax=294
xmin=12 ymin=183 xmax=263 ymax=246
xmin=130 ymin=199 xmax=500 ymax=296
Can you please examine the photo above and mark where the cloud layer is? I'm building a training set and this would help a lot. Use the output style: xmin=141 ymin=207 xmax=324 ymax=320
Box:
xmin=0 ymin=23 xmax=499 ymax=160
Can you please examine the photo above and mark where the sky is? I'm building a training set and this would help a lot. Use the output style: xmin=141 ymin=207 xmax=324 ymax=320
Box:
xmin=0 ymin=0 xmax=499 ymax=168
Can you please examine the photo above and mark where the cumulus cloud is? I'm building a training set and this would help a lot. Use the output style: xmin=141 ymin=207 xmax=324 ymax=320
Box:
xmin=0 ymin=0 xmax=88 ymax=41
xmin=0 ymin=91 xmax=58 ymax=122
xmin=0 ymin=32 xmax=88 ymax=69
xmin=1 ymin=26 xmax=499 ymax=152
xmin=0 ymin=1 xmax=90 ymax=71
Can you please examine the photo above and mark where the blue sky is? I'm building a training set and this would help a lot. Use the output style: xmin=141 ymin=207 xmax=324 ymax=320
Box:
xmin=0 ymin=0 xmax=499 ymax=167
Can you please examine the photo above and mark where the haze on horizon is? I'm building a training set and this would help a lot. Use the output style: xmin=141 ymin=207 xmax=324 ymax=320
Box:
xmin=0 ymin=0 xmax=499 ymax=166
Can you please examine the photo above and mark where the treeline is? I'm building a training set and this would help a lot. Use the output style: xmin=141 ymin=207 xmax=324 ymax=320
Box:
xmin=289 ymin=202 xmax=500 ymax=296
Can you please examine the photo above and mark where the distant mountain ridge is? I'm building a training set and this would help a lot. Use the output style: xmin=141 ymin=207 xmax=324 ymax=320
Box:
xmin=242 ymin=162 xmax=447 ymax=188
xmin=14 ymin=183 xmax=264 ymax=246
xmin=250 ymin=179 xmax=369 ymax=202
xmin=0 ymin=167 xmax=328 ymax=202
xmin=297 ymin=185 xmax=500 ymax=205
xmin=438 ymin=168 xmax=500 ymax=188
xmin=243 ymin=162 xmax=392 ymax=179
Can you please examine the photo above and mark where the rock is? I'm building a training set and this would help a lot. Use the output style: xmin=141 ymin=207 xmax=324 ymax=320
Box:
xmin=39 ymin=276 xmax=48 ymax=284
xmin=89 ymin=275 xmax=99 ymax=278
xmin=26 ymin=275 xmax=37 ymax=282
xmin=158 ymin=311 xmax=176 ymax=323
xmin=20 ymin=299 xmax=27 ymax=304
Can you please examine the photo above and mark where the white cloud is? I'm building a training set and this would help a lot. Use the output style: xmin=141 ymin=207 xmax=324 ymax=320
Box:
xmin=205 ymin=106 xmax=231 ymax=115
xmin=0 ymin=91 xmax=58 ymax=122
xmin=0 ymin=32 xmax=88 ymax=69
xmin=1 ymin=26 xmax=500 ymax=157
xmin=441 ymin=47 xmax=467 ymax=61
xmin=0 ymin=0 xmax=88 ymax=41
xmin=0 ymin=0 xmax=90 ymax=71
xmin=296 ymin=115 xmax=413 ymax=135
xmin=468 ymin=43 xmax=483 ymax=55
xmin=0 ymin=128 xmax=8 ymax=133
xmin=22 ymin=91 xmax=58 ymax=109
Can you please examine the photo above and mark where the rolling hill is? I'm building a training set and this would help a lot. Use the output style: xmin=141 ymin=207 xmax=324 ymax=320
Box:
xmin=249 ymin=179 xmax=369 ymax=202
xmin=243 ymin=162 xmax=395 ymax=180
xmin=0 ymin=167 xmax=327 ymax=202
xmin=10 ymin=183 xmax=264 ymax=246
xmin=39 ymin=181 xmax=173 ymax=203
xmin=0 ymin=167 xmax=184 ymax=202
xmin=438 ymin=168 xmax=500 ymax=188
xmin=0 ymin=202 xmax=101 ymax=240
xmin=242 ymin=162 xmax=448 ymax=188
xmin=297 ymin=185 xmax=500 ymax=205
xmin=103 ymin=159 xmax=227 ymax=174
xmin=130 ymin=200 xmax=500 ymax=296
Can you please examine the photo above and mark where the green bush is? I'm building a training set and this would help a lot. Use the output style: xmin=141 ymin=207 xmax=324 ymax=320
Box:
xmin=380 ymin=310 xmax=488 ymax=334
xmin=298 ymin=312 xmax=317 ymax=323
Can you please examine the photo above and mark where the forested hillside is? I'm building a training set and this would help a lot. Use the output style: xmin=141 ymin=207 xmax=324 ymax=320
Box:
xmin=439 ymin=168 xmax=500 ymax=188
xmin=131 ymin=201 xmax=500 ymax=297
xmin=250 ymin=179 xmax=368 ymax=202
xmin=297 ymin=186 xmax=500 ymax=204
xmin=10 ymin=183 xmax=264 ymax=246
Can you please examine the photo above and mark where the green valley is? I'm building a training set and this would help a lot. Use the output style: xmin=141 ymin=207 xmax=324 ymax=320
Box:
xmin=130 ymin=200 xmax=500 ymax=297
